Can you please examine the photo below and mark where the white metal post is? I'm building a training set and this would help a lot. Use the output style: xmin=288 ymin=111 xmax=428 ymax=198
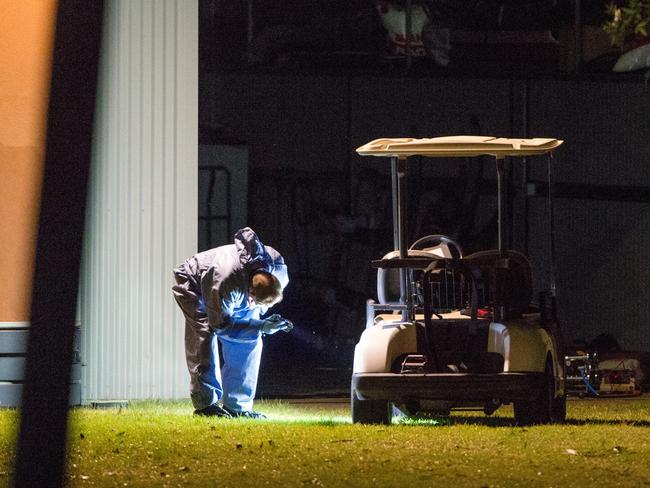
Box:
xmin=391 ymin=156 xmax=411 ymax=320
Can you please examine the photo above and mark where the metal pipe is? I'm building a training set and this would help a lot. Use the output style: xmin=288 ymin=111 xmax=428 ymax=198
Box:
xmin=391 ymin=156 xmax=411 ymax=320
xmin=391 ymin=157 xmax=400 ymax=251
xmin=397 ymin=158 xmax=408 ymax=260
xmin=496 ymin=157 xmax=505 ymax=252
xmin=547 ymin=153 xmax=557 ymax=294
xmin=522 ymin=80 xmax=529 ymax=255
xmin=398 ymin=158 xmax=411 ymax=320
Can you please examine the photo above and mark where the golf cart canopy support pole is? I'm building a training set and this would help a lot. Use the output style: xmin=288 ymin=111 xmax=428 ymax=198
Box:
xmin=496 ymin=156 xmax=505 ymax=253
xmin=495 ymin=155 xmax=508 ymax=321
xmin=391 ymin=156 xmax=411 ymax=321
xmin=547 ymin=153 xmax=557 ymax=295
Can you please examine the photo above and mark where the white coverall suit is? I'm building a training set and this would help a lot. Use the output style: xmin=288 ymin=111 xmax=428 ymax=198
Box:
xmin=172 ymin=228 xmax=289 ymax=413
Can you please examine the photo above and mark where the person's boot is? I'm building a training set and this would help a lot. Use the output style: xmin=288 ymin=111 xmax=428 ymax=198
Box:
xmin=193 ymin=403 xmax=232 ymax=418
xmin=223 ymin=406 xmax=266 ymax=419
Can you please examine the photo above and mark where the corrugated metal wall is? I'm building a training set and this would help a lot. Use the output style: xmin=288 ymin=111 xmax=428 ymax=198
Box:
xmin=79 ymin=0 xmax=198 ymax=400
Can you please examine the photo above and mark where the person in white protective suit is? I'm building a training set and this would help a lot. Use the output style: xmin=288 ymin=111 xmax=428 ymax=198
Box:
xmin=172 ymin=227 xmax=292 ymax=418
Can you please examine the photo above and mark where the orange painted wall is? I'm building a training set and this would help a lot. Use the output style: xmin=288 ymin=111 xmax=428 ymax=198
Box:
xmin=0 ymin=0 xmax=58 ymax=322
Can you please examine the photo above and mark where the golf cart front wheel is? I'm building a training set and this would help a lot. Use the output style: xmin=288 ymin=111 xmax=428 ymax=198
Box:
xmin=514 ymin=358 xmax=566 ymax=425
xmin=351 ymin=388 xmax=392 ymax=425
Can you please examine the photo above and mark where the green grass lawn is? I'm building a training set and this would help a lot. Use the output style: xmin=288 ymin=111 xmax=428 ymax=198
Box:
xmin=1 ymin=396 xmax=650 ymax=487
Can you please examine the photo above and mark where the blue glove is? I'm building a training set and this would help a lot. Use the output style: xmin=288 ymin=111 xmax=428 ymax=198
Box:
xmin=253 ymin=314 xmax=293 ymax=335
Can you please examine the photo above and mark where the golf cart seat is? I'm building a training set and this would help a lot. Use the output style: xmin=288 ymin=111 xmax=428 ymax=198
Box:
xmin=462 ymin=249 xmax=533 ymax=319
xmin=377 ymin=249 xmax=439 ymax=304
xmin=376 ymin=235 xmax=464 ymax=306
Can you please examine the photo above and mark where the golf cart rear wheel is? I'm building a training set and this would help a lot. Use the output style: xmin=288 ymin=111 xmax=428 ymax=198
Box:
xmin=351 ymin=388 xmax=392 ymax=425
xmin=514 ymin=358 xmax=566 ymax=425
xmin=551 ymin=382 xmax=567 ymax=421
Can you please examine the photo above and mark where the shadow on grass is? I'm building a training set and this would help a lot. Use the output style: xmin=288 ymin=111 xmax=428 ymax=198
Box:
xmin=397 ymin=414 xmax=514 ymax=427
xmin=563 ymin=418 xmax=650 ymax=427
xmin=398 ymin=415 xmax=650 ymax=428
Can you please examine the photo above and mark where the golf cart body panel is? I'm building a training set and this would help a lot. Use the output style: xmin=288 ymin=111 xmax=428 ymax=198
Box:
xmin=489 ymin=318 xmax=553 ymax=373
xmin=353 ymin=320 xmax=417 ymax=373
xmin=352 ymin=372 xmax=545 ymax=403
xmin=353 ymin=317 xmax=554 ymax=375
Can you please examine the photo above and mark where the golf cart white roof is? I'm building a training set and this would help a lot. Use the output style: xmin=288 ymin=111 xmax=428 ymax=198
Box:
xmin=356 ymin=136 xmax=563 ymax=159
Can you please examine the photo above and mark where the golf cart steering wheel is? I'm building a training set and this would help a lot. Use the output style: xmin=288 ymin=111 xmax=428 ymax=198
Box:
xmin=409 ymin=234 xmax=464 ymax=259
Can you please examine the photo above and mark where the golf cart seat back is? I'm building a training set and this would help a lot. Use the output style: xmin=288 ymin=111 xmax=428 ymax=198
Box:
xmin=377 ymin=256 xmax=467 ymax=313
xmin=420 ymin=262 xmax=469 ymax=313
xmin=462 ymin=250 xmax=533 ymax=318
xmin=377 ymin=250 xmax=439 ymax=304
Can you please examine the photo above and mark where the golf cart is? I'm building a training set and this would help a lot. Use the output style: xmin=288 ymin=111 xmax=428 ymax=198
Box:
xmin=351 ymin=136 xmax=567 ymax=425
